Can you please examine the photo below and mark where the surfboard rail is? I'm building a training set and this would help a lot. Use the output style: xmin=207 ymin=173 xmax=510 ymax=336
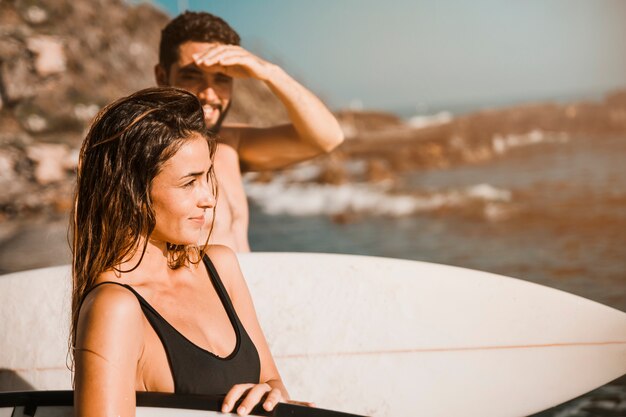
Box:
xmin=0 ymin=390 xmax=365 ymax=417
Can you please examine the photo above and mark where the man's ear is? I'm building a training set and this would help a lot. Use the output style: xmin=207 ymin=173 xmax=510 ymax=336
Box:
xmin=155 ymin=64 xmax=168 ymax=86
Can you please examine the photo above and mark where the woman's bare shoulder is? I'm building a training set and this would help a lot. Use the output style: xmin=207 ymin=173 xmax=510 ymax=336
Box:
xmin=74 ymin=279 xmax=145 ymax=404
xmin=82 ymin=269 xmax=143 ymax=315
xmin=204 ymin=245 xmax=239 ymax=273
xmin=76 ymin=280 xmax=144 ymax=350
xmin=203 ymin=245 xmax=244 ymax=291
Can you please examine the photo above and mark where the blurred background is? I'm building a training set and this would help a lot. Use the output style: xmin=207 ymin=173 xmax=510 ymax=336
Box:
xmin=0 ymin=0 xmax=624 ymax=414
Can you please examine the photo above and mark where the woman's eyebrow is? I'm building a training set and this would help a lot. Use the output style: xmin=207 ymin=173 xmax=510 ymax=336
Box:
xmin=180 ymin=171 xmax=205 ymax=179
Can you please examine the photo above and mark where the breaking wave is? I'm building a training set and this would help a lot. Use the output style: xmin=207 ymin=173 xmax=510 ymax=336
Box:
xmin=245 ymin=176 xmax=512 ymax=219
xmin=492 ymin=130 xmax=569 ymax=154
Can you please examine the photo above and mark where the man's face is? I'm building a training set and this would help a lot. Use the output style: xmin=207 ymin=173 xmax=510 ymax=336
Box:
xmin=157 ymin=41 xmax=233 ymax=129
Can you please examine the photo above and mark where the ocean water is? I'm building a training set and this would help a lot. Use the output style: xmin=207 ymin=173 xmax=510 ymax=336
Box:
xmin=247 ymin=134 xmax=626 ymax=416
xmin=248 ymin=135 xmax=626 ymax=312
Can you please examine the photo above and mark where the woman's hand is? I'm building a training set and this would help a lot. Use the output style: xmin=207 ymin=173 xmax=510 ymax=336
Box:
xmin=222 ymin=382 xmax=285 ymax=415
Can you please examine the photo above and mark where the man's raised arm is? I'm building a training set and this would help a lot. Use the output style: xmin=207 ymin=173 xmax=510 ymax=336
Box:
xmin=193 ymin=45 xmax=344 ymax=171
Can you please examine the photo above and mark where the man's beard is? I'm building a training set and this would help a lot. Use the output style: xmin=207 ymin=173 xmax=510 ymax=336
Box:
xmin=207 ymin=101 xmax=231 ymax=135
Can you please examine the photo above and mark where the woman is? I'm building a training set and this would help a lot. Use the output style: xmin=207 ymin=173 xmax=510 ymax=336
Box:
xmin=71 ymin=87 xmax=288 ymax=416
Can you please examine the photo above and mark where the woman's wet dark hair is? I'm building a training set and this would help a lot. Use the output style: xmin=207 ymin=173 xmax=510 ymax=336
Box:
xmin=69 ymin=87 xmax=217 ymax=351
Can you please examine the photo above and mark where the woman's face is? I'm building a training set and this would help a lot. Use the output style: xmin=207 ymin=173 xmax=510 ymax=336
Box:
xmin=150 ymin=134 xmax=215 ymax=246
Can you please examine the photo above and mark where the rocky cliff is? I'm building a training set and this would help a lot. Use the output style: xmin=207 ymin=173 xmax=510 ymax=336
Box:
xmin=0 ymin=0 xmax=166 ymax=221
xmin=0 ymin=0 xmax=288 ymax=223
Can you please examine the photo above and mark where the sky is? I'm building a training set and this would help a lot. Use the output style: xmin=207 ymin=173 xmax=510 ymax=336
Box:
xmin=149 ymin=0 xmax=626 ymax=115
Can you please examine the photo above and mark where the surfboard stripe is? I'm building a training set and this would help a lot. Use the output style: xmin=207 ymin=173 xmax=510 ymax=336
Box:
xmin=9 ymin=339 xmax=626 ymax=370
xmin=275 ymin=340 xmax=626 ymax=358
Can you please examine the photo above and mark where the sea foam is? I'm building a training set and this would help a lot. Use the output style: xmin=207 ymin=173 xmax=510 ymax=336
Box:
xmin=408 ymin=111 xmax=453 ymax=129
xmin=245 ymin=174 xmax=511 ymax=219
xmin=492 ymin=130 xmax=569 ymax=154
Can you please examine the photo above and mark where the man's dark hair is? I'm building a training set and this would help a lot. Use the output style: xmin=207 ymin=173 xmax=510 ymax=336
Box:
xmin=159 ymin=11 xmax=241 ymax=72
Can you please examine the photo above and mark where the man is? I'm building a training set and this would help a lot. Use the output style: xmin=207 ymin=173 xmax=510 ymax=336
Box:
xmin=155 ymin=11 xmax=344 ymax=252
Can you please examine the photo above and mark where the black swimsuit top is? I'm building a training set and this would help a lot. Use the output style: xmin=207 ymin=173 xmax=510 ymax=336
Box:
xmin=89 ymin=255 xmax=261 ymax=395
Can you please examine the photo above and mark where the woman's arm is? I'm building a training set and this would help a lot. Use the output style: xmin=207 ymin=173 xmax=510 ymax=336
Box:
xmin=206 ymin=245 xmax=289 ymax=415
xmin=73 ymin=284 xmax=144 ymax=417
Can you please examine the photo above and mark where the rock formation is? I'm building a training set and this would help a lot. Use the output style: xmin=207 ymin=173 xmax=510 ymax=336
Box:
xmin=0 ymin=0 xmax=288 ymax=222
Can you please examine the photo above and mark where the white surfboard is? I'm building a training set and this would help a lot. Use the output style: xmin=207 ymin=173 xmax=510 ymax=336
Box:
xmin=1 ymin=253 xmax=625 ymax=417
